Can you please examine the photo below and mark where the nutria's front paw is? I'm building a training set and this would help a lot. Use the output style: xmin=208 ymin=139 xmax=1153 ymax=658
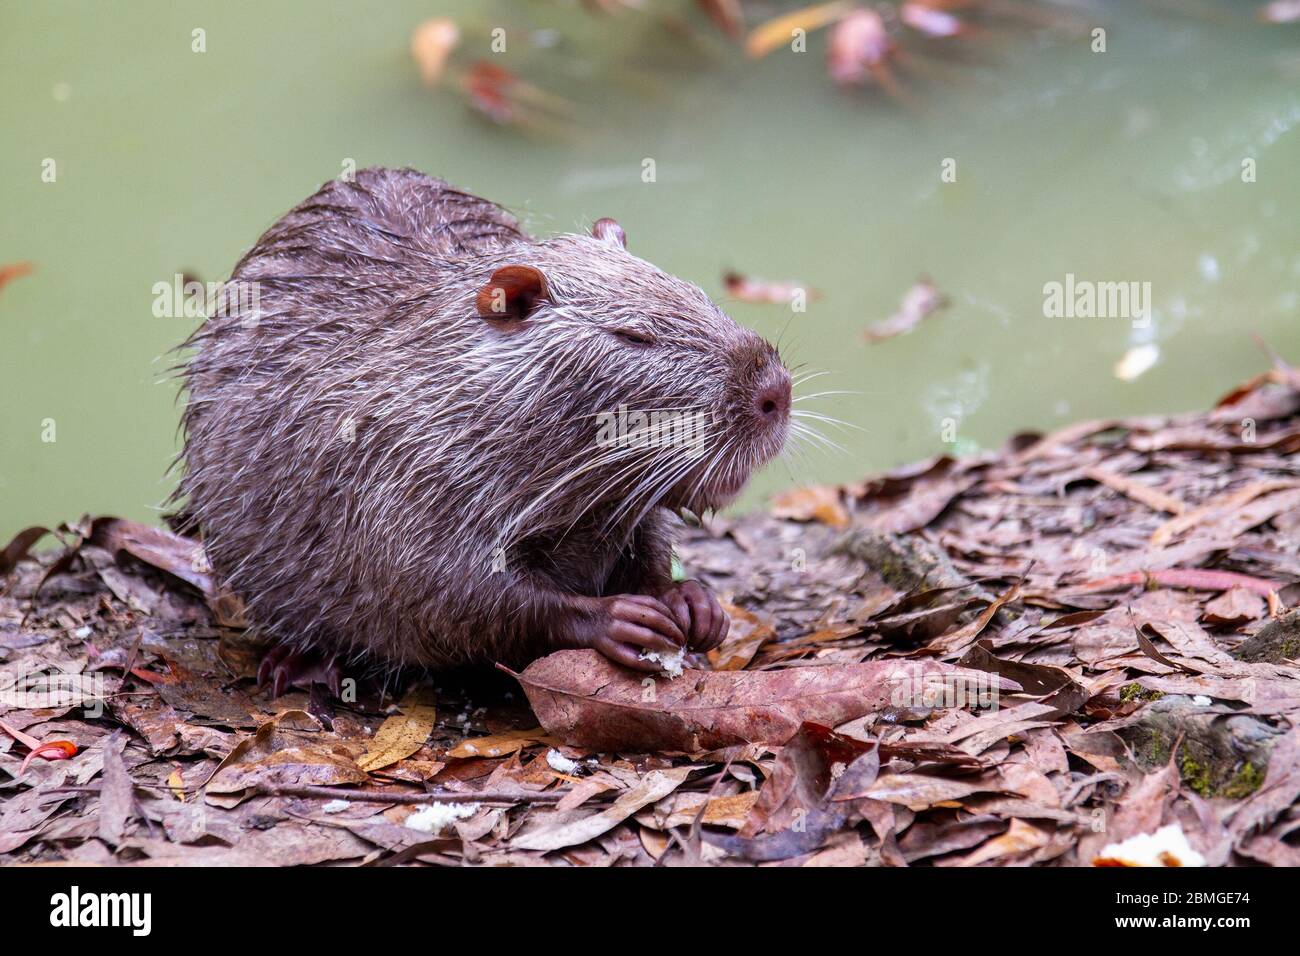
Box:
xmin=656 ymin=580 xmax=729 ymax=652
xmin=582 ymin=594 xmax=686 ymax=672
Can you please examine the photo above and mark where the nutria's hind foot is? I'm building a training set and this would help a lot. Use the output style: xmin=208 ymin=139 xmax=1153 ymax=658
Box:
xmin=257 ymin=643 xmax=344 ymax=699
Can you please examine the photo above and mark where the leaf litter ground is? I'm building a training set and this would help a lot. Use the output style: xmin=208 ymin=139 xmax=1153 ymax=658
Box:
xmin=2 ymin=364 xmax=1300 ymax=866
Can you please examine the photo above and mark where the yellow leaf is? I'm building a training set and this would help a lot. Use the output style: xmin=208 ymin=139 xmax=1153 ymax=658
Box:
xmin=357 ymin=691 xmax=437 ymax=773
xmin=446 ymin=726 xmax=551 ymax=760
xmin=770 ymin=484 xmax=849 ymax=528
xmin=663 ymin=791 xmax=759 ymax=829
xmin=410 ymin=17 xmax=460 ymax=87
xmin=745 ymin=1 xmax=851 ymax=59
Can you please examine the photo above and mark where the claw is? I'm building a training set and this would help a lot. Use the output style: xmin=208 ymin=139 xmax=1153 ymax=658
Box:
xmin=257 ymin=644 xmax=345 ymax=700
xmin=257 ymin=643 xmax=290 ymax=689
xmin=272 ymin=659 xmax=293 ymax=699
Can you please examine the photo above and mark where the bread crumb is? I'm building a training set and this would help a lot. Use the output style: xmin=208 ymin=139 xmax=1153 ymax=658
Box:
xmin=1094 ymin=824 xmax=1206 ymax=867
xmin=404 ymin=803 xmax=477 ymax=833
xmin=546 ymin=749 xmax=583 ymax=775
xmin=639 ymin=646 xmax=687 ymax=678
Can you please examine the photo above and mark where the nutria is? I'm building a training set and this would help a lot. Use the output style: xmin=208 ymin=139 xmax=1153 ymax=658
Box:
xmin=175 ymin=167 xmax=791 ymax=694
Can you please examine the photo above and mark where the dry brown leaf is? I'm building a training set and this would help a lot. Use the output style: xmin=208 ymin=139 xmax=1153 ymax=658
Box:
xmin=1229 ymin=728 xmax=1300 ymax=845
xmin=899 ymin=814 xmax=1006 ymax=863
xmin=858 ymin=473 xmax=977 ymax=535
xmin=97 ymin=731 xmax=133 ymax=846
xmin=723 ymin=270 xmax=820 ymax=305
xmin=864 ymin=773 xmax=1002 ymax=810
xmin=769 ymin=484 xmax=849 ymax=528
xmin=1202 ymin=587 xmax=1266 ymax=626
xmin=698 ymin=791 xmax=759 ymax=828
xmin=638 ymin=824 xmax=671 ymax=860
xmin=698 ymin=0 xmax=746 ymax=39
xmin=945 ymin=818 xmax=1050 ymax=866
xmin=1084 ymin=466 xmax=1185 ymax=515
xmin=91 ymin=517 xmax=213 ymax=594
xmin=756 ymin=622 xmax=864 ymax=666
xmin=653 ymin=790 xmax=760 ymax=829
xmin=166 ymin=768 xmax=186 ymax=802
xmin=802 ymin=831 xmax=869 ymax=866
xmin=923 ymin=582 xmax=1020 ymax=657
xmin=708 ymin=603 xmax=777 ymax=670
xmin=1150 ymin=479 xmax=1300 ymax=546
xmin=511 ymin=766 xmax=693 ymax=852
xmin=511 ymin=649 xmax=1019 ymax=752
xmin=707 ymin=723 xmax=879 ymax=861
xmin=205 ymin=710 xmax=366 ymax=804
xmin=0 ymin=526 xmax=52 ymax=576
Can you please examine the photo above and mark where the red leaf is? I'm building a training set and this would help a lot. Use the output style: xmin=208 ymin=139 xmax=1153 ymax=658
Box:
xmin=18 ymin=741 xmax=78 ymax=775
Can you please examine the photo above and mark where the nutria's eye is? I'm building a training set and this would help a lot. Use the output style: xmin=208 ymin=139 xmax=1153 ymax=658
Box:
xmin=611 ymin=328 xmax=656 ymax=347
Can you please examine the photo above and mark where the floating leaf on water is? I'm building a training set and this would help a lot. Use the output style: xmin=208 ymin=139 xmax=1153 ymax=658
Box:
xmin=1114 ymin=343 xmax=1160 ymax=381
xmin=900 ymin=2 xmax=967 ymax=38
xmin=863 ymin=277 xmax=948 ymax=342
xmin=410 ymin=18 xmax=459 ymax=87
xmin=745 ymin=1 xmax=852 ymax=59
xmin=723 ymin=270 xmax=820 ymax=306
xmin=0 ymin=261 xmax=34 ymax=296
xmin=1261 ymin=1 xmax=1300 ymax=24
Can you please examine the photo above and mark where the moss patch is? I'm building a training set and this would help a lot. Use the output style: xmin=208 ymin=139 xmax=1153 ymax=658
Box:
xmin=1221 ymin=761 xmax=1265 ymax=800
xmin=1120 ymin=682 xmax=1163 ymax=703
xmin=1234 ymin=610 xmax=1300 ymax=664
xmin=1121 ymin=695 xmax=1281 ymax=799
xmin=1180 ymin=752 xmax=1214 ymax=796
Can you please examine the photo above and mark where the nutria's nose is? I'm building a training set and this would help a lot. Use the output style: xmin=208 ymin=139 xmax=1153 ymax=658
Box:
xmin=755 ymin=370 xmax=792 ymax=426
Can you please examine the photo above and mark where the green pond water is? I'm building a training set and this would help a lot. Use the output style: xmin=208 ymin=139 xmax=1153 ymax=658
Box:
xmin=2 ymin=0 xmax=1299 ymax=541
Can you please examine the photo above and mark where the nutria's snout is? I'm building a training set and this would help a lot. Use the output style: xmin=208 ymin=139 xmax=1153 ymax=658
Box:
xmin=747 ymin=356 xmax=792 ymax=482
xmin=670 ymin=337 xmax=791 ymax=513
xmin=753 ymin=365 xmax=792 ymax=429
xmin=736 ymin=337 xmax=792 ymax=453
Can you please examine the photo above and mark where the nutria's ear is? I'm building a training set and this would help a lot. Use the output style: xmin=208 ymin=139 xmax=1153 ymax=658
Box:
xmin=476 ymin=265 xmax=550 ymax=321
xmin=591 ymin=218 xmax=626 ymax=249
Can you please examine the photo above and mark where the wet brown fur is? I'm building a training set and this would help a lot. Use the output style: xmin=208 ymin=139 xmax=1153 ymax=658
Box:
xmin=175 ymin=168 xmax=789 ymax=670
